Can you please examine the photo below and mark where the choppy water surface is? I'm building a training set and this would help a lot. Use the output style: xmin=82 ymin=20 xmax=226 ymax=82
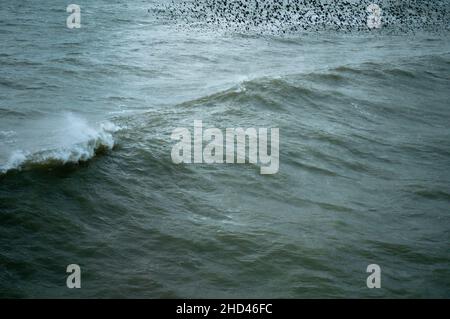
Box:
xmin=1 ymin=0 xmax=449 ymax=298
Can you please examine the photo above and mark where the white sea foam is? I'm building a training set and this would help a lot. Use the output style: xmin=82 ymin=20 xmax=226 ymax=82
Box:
xmin=0 ymin=130 xmax=17 ymax=138
xmin=0 ymin=113 xmax=120 ymax=174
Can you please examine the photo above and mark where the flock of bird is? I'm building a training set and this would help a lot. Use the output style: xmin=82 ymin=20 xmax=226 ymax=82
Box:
xmin=152 ymin=0 xmax=450 ymax=35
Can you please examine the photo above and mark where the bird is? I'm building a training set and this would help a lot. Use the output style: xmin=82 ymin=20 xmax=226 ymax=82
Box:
xmin=152 ymin=0 xmax=450 ymax=35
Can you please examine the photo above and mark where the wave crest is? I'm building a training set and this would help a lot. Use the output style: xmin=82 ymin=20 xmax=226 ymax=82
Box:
xmin=0 ymin=114 xmax=120 ymax=174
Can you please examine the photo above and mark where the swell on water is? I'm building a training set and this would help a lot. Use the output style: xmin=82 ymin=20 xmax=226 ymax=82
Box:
xmin=0 ymin=113 xmax=120 ymax=174
xmin=176 ymin=55 xmax=450 ymax=111
xmin=3 ymin=54 xmax=448 ymax=176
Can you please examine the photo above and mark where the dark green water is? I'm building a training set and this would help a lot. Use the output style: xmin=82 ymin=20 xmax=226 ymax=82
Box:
xmin=1 ymin=0 xmax=449 ymax=298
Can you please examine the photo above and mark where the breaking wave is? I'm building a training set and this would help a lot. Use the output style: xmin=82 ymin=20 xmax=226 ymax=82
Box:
xmin=0 ymin=114 xmax=120 ymax=174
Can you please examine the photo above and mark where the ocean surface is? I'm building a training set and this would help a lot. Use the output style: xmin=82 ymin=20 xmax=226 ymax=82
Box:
xmin=1 ymin=0 xmax=449 ymax=298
